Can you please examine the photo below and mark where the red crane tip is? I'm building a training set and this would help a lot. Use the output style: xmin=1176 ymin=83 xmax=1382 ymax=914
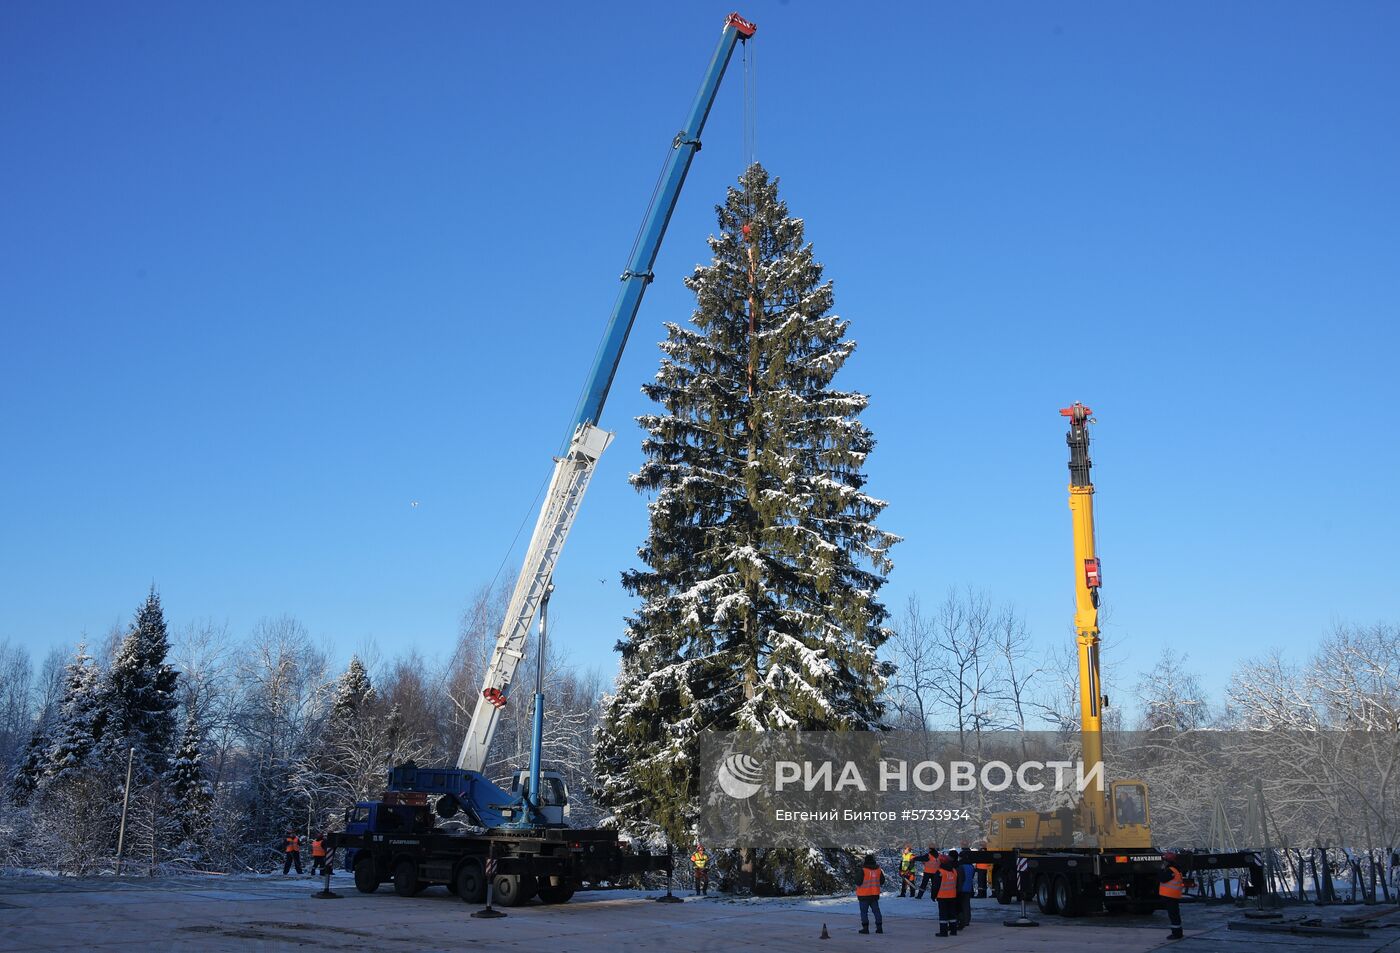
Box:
xmin=726 ymin=13 xmax=757 ymax=37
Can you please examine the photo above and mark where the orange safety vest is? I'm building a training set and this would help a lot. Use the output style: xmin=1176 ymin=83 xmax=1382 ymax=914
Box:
xmin=923 ymin=854 xmax=940 ymax=873
xmin=1160 ymin=865 xmax=1185 ymax=899
xmin=284 ymin=836 xmax=300 ymax=853
xmin=937 ymin=867 xmax=958 ymax=899
xmin=311 ymin=839 xmax=326 ymax=858
xmin=856 ymin=867 xmax=882 ymax=897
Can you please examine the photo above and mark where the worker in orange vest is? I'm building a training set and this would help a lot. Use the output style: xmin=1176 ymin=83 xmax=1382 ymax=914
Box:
xmin=855 ymin=853 xmax=885 ymax=934
xmin=310 ymin=833 xmax=329 ymax=876
xmin=281 ymin=831 xmax=303 ymax=875
xmin=1159 ymin=850 xmax=1186 ymax=940
xmin=935 ymin=850 xmax=960 ymax=937
xmin=913 ymin=843 xmax=940 ymax=899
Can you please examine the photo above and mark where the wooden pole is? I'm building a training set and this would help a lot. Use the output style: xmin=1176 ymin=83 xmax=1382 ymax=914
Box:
xmin=114 ymin=747 xmax=135 ymax=876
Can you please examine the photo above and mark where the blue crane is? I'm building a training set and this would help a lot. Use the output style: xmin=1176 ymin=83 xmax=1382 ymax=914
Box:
xmin=394 ymin=12 xmax=757 ymax=831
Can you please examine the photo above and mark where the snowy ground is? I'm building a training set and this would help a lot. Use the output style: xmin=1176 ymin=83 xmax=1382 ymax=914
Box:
xmin=1 ymin=871 xmax=1399 ymax=952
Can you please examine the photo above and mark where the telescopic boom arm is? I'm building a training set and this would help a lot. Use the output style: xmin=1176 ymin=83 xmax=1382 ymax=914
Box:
xmin=1061 ymin=401 xmax=1108 ymax=835
xmin=456 ymin=13 xmax=757 ymax=774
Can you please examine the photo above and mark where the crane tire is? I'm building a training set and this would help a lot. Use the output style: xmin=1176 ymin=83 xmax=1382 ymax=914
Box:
xmin=393 ymin=859 xmax=420 ymax=897
xmin=353 ymin=857 xmax=380 ymax=894
xmin=993 ymin=869 xmax=1013 ymax=905
xmin=494 ymin=874 xmax=537 ymax=907
xmin=455 ymin=858 xmax=487 ymax=904
xmin=1053 ymin=874 xmax=1080 ymax=916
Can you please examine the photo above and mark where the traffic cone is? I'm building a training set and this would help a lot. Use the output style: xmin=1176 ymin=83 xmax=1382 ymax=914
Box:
xmin=820 ymin=923 xmax=830 ymax=939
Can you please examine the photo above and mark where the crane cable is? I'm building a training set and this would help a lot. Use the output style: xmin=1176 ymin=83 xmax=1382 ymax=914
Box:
xmin=741 ymin=37 xmax=760 ymax=397
xmin=743 ymin=37 xmax=757 ymax=170
xmin=484 ymin=469 xmax=551 ymax=602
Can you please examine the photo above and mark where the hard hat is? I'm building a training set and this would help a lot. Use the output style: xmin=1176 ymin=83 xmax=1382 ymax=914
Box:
xmin=1162 ymin=850 xmax=1178 ymax=861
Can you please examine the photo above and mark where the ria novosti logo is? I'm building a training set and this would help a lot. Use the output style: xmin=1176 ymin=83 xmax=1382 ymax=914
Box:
xmin=714 ymin=753 xmax=1103 ymax=798
xmin=716 ymin=752 xmax=765 ymax=799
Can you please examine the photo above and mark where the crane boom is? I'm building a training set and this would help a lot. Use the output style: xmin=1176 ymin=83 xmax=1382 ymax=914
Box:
xmin=456 ymin=12 xmax=757 ymax=774
xmin=1061 ymin=401 xmax=1107 ymax=836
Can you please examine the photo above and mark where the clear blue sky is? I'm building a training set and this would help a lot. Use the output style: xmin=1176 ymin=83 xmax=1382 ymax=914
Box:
xmin=2 ymin=1 xmax=1396 ymax=702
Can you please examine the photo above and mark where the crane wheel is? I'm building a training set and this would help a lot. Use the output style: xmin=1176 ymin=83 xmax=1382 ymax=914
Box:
xmin=1052 ymin=874 xmax=1081 ymax=917
xmin=494 ymin=874 xmax=537 ymax=907
xmin=455 ymin=859 xmax=487 ymax=904
xmin=992 ymin=870 xmax=1013 ymax=905
xmin=1035 ymin=874 xmax=1060 ymax=915
xmin=393 ymin=859 xmax=420 ymax=897
xmin=353 ymin=857 xmax=380 ymax=894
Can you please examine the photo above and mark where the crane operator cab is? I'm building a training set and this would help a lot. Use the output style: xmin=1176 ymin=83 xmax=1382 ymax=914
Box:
xmin=1108 ymin=780 xmax=1150 ymax=837
xmin=509 ymin=768 xmax=570 ymax=827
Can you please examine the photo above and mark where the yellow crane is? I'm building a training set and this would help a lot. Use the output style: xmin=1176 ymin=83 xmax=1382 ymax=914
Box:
xmin=1059 ymin=401 xmax=1151 ymax=849
xmin=977 ymin=404 xmax=1263 ymax=916
xmin=986 ymin=403 xmax=1150 ymax=858
xmin=981 ymin=403 xmax=1150 ymax=915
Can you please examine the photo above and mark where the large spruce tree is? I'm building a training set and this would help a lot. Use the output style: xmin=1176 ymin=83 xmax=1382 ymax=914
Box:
xmin=594 ymin=165 xmax=898 ymax=849
xmin=102 ymin=587 xmax=180 ymax=777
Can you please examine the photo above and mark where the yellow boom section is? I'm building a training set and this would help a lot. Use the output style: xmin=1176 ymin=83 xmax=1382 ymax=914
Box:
xmin=1061 ymin=402 xmax=1106 ymax=837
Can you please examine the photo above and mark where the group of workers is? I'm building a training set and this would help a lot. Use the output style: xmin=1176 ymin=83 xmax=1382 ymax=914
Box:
xmin=280 ymin=831 xmax=331 ymax=876
xmin=853 ymin=842 xmax=1189 ymax=941
xmin=863 ymin=842 xmax=980 ymax=936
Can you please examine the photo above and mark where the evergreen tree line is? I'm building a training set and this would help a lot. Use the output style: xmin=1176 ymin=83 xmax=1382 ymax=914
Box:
xmin=0 ymin=579 xmax=603 ymax=875
xmin=2 ymin=586 xmax=1385 ymax=881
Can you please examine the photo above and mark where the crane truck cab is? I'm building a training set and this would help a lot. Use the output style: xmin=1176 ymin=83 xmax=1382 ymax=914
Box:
xmin=508 ymin=768 xmax=570 ymax=826
xmin=986 ymin=779 xmax=1152 ymax=852
xmin=338 ymin=793 xmax=436 ymax=886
